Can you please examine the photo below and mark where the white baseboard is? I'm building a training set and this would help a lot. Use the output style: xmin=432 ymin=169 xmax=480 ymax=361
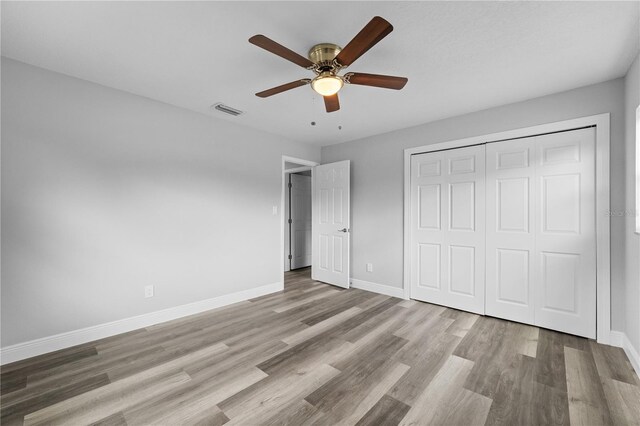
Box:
xmin=350 ymin=278 xmax=406 ymax=299
xmin=610 ymin=330 xmax=640 ymax=378
xmin=0 ymin=281 xmax=283 ymax=365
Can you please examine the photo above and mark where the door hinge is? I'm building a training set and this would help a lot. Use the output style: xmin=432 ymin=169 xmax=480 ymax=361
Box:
xmin=288 ymin=254 xmax=292 ymax=260
xmin=288 ymin=182 xmax=292 ymax=189
xmin=288 ymin=218 xmax=292 ymax=224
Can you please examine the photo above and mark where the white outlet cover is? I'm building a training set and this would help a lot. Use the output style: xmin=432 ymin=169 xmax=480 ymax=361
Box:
xmin=144 ymin=285 xmax=154 ymax=298
xmin=366 ymin=263 xmax=373 ymax=272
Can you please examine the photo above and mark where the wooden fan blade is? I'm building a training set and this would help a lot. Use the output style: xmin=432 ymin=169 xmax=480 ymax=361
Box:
xmin=249 ymin=35 xmax=315 ymax=68
xmin=334 ymin=16 xmax=393 ymax=67
xmin=345 ymin=73 xmax=408 ymax=90
xmin=324 ymin=94 xmax=340 ymax=113
xmin=256 ymin=79 xmax=310 ymax=98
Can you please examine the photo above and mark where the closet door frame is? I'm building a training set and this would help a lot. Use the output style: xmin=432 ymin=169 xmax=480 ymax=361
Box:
xmin=403 ymin=113 xmax=611 ymax=344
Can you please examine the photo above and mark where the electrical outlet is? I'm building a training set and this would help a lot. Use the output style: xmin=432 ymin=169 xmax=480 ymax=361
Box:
xmin=272 ymin=205 xmax=278 ymax=215
xmin=366 ymin=263 xmax=373 ymax=272
xmin=144 ymin=285 xmax=154 ymax=298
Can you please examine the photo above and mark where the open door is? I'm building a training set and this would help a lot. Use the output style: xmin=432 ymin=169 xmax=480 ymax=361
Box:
xmin=312 ymin=160 xmax=350 ymax=288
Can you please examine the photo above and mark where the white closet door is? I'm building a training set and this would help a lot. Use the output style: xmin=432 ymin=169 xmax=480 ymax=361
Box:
xmin=533 ymin=128 xmax=596 ymax=338
xmin=486 ymin=138 xmax=536 ymax=324
xmin=410 ymin=145 xmax=486 ymax=314
xmin=485 ymin=127 xmax=596 ymax=338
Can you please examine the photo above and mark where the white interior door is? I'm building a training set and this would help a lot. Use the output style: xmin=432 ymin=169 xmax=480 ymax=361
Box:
xmin=410 ymin=145 xmax=486 ymax=314
xmin=486 ymin=137 xmax=536 ymax=324
xmin=290 ymin=173 xmax=312 ymax=269
xmin=533 ymin=128 xmax=596 ymax=338
xmin=312 ymin=160 xmax=350 ymax=288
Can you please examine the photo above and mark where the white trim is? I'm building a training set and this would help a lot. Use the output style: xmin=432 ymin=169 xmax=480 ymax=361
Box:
xmin=610 ymin=330 xmax=624 ymax=346
xmin=0 ymin=281 xmax=282 ymax=365
xmin=403 ymin=113 xmax=611 ymax=344
xmin=636 ymin=106 xmax=640 ymax=234
xmin=285 ymin=166 xmax=313 ymax=174
xmin=281 ymin=156 xmax=319 ymax=281
xmin=351 ymin=278 xmax=406 ymax=299
xmin=610 ymin=331 xmax=640 ymax=378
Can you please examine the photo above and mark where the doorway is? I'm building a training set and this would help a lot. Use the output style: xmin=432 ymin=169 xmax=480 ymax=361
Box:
xmin=285 ymin=170 xmax=312 ymax=271
xmin=281 ymin=156 xmax=318 ymax=285
xmin=280 ymin=156 xmax=351 ymax=290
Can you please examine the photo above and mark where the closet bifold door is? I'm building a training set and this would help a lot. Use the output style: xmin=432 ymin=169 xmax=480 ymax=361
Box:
xmin=486 ymin=128 xmax=596 ymax=338
xmin=485 ymin=137 xmax=536 ymax=324
xmin=533 ymin=128 xmax=596 ymax=339
xmin=410 ymin=145 xmax=486 ymax=314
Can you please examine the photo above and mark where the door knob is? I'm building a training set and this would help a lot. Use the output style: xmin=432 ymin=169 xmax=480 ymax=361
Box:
xmin=338 ymin=228 xmax=349 ymax=233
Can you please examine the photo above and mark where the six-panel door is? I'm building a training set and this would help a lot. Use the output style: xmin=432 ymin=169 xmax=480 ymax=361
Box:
xmin=312 ymin=160 xmax=350 ymax=289
xmin=410 ymin=145 xmax=486 ymax=314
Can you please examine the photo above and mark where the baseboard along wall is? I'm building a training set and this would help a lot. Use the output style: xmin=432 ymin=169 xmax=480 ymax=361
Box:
xmin=610 ymin=331 xmax=640 ymax=378
xmin=0 ymin=281 xmax=283 ymax=365
xmin=350 ymin=278 xmax=407 ymax=299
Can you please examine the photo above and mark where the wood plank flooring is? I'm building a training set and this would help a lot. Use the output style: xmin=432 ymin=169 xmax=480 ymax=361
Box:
xmin=2 ymin=267 xmax=639 ymax=425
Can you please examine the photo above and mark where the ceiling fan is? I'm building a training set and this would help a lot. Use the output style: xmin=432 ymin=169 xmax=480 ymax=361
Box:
xmin=249 ymin=16 xmax=408 ymax=113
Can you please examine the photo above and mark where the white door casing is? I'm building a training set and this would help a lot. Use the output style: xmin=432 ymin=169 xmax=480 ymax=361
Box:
xmin=312 ymin=160 xmax=350 ymax=288
xmin=410 ymin=145 xmax=486 ymax=314
xmin=290 ymin=173 xmax=312 ymax=269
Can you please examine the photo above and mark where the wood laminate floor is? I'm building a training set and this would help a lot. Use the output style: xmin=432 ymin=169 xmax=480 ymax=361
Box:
xmin=2 ymin=268 xmax=640 ymax=425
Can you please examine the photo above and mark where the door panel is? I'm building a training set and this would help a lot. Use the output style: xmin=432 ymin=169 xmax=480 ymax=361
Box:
xmin=419 ymin=243 xmax=441 ymax=288
xmin=449 ymin=182 xmax=475 ymax=230
xmin=449 ymin=245 xmax=475 ymax=295
xmin=312 ymin=161 xmax=350 ymax=288
xmin=496 ymin=248 xmax=529 ymax=305
xmin=419 ymin=184 xmax=441 ymax=229
xmin=541 ymin=174 xmax=581 ymax=233
xmin=411 ymin=145 xmax=485 ymax=314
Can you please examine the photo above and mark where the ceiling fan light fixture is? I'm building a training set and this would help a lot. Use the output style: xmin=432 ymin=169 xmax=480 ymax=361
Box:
xmin=311 ymin=72 xmax=343 ymax=96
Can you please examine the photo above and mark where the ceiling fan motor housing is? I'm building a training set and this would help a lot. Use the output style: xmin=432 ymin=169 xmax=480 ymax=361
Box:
xmin=308 ymin=43 xmax=343 ymax=71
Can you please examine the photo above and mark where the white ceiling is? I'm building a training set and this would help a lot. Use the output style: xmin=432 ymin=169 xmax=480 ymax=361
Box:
xmin=2 ymin=1 xmax=638 ymax=146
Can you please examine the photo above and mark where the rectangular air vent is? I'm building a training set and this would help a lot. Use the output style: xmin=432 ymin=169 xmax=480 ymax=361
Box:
xmin=211 ymin=103 xmax=244 ymax=116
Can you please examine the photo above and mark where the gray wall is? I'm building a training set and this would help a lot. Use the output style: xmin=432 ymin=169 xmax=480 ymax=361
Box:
xmin=624 ymin=53 xmax=640 ymax=353
xmin=322 ymin=77 xmax=628 ymax=332
xmin=1 ymin=58 xmax=320 ymax=347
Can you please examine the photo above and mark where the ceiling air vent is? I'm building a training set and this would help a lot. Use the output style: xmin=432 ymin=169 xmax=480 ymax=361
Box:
xmin=211 ymin=103 xmax=244 ymax=116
